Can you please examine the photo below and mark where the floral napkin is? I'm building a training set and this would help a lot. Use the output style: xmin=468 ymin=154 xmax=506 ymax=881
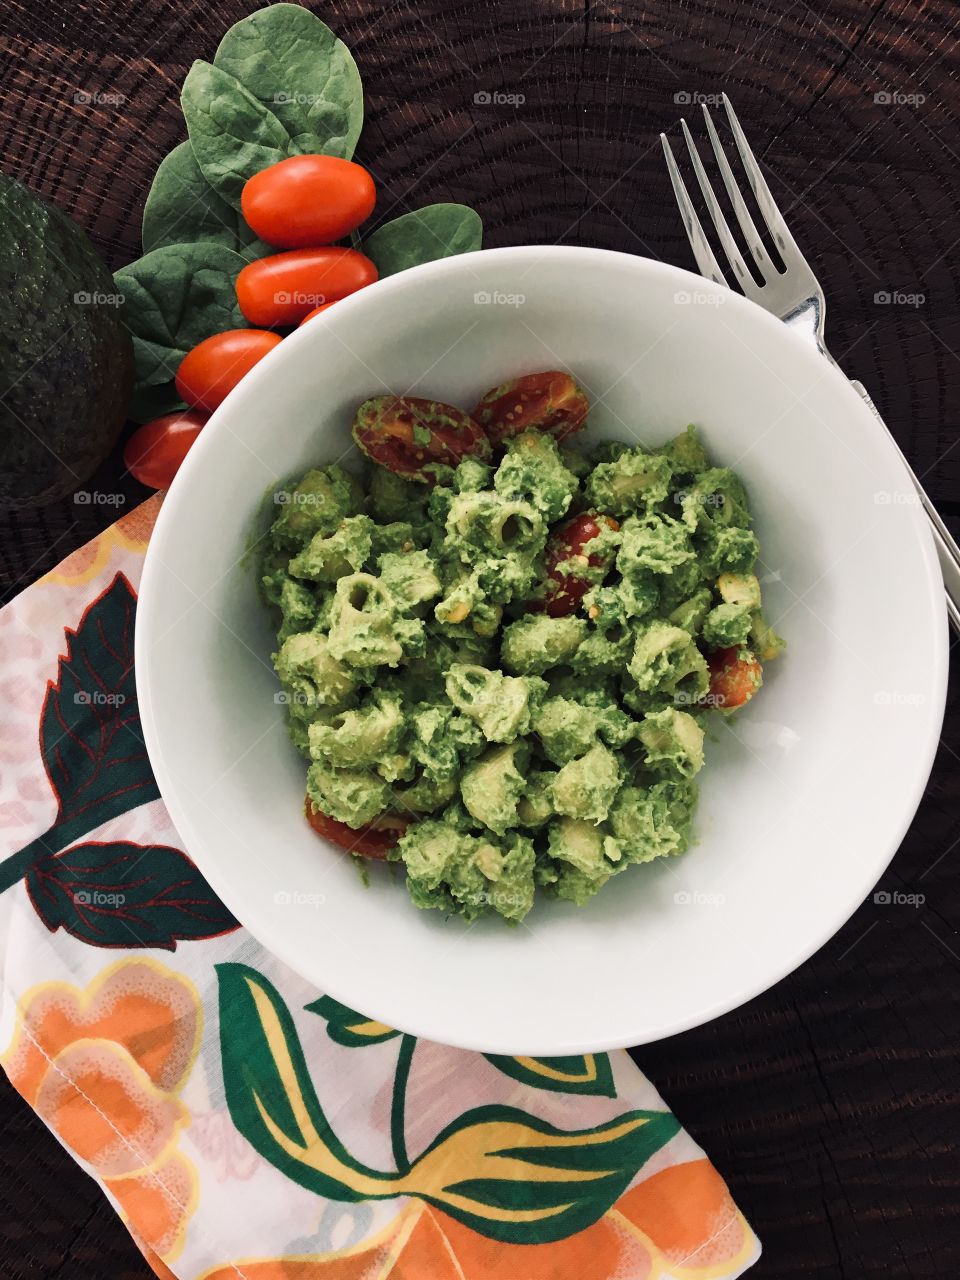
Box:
xmin=0 ymin=496 xmax=760 ymax=1279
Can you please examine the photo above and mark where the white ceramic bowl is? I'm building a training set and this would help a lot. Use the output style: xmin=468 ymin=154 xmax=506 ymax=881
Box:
xmin=136 ymin=246 xmax=947 ymax=1055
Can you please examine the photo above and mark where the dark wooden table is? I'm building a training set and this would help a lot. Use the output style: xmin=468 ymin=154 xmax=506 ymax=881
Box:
xmin=2 ymin=1 xmax=958 ymax=1276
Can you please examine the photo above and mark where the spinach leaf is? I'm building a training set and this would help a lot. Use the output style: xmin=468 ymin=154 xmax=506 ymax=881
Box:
xmin=114 ymin=242 xmax=246 ymax=388
xmin=127 ymin=381 xmax=186 ymax=424
xmin=214 ymin=4 xmax=362 ymax=162
xmin=363 ymin=204 xmax=483 ymax=277
xmin=181 ymin=60 xmax=292 ymax=208
xmin=142 ymin=141 xmax=272 ymax=260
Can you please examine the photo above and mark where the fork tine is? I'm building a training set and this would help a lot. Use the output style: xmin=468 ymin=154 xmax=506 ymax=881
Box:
xmin=679 ymin=118 xmax=755 ymax=292
xmin=721 ymin=93 xmax=805 ymax=264
xmin=700 ymin=104 xmax=776 ymax=278
xmin=660 ymin=132 xmax=728 ymax=288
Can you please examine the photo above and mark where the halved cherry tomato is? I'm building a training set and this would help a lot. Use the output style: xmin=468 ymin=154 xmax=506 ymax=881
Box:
xmin=123 ymin=410 xmax=208 ymax=490
xmin=472 ymin=371 xmax=589 ymax=445
xmin=175 ymin=329 xmax=282 ymax=413
xmin=704 ymin=646 xmax=763 ymax=710
xmin=236 ymin=248 xmax=378 ymax=326
xmin=299 ymin=301 xmax=337 ymax=326
xmin=352 ymin=395 xmax=491 ymax=483
xmin=241 ymin=155 xmax=376 ymax=249
xmin=540 ymin=512 xmax=620 ymax=616
xmin=305 ymin=798 xmax=409 ymax=859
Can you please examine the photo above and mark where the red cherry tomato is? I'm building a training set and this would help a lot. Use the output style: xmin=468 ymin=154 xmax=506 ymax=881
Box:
xmin=123 ymin=411 xmax=208 ymax=490
xmin=540 ymin=512 xmax=620 ymax=616
xmin=236 ymin=248 xmax=378 ymax=326
xmin=175 ymin=329 xmax=282 ymax=413
xmin=241 ymin=155 xmax=376 ymax=249
xmin=472 ymin=371 xmax=589 ymax=445
xmin=352 ymin=395 xmax=491 ymax=483
xmin=305 ymin=798 xmax=409 ymax=859
xmin=705 ymin=647 xmax=763 ymax=710
xmin=298 ymin=302 xmax=337 ymax=326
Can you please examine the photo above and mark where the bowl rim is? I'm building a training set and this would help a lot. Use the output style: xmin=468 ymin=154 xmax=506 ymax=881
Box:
xmin=136 ymin=243 xmax=949 ymax=1053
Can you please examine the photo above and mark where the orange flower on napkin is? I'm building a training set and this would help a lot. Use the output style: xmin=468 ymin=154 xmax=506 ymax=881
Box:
xmin=3 ymin=956 xmax=201 ymax=1261
xmin=196 ymin=1158 xmax=754 ymax=1280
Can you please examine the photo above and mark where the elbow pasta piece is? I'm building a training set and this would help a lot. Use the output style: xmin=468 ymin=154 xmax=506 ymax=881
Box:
xmin=460 ymin=742 xmax=529 ymax=834
xmin=583 ymin=448 xmax=673 ymax=516
xmin=628 ymin=622 xmax=710 ymax=701
xmin=272 ymin=464 xmax=364 ymax=548
xmin=494 ymin=430 xmax=579 ymax=523
xmin=445 ymin=490 xmax=546 ymax=560
xmin=307 ymin=693 xmax=404 ymax=768
xmin=637 ymin=707 xmax=705 ymax=779
xmin=500 ymin=614 xmax=587 ymax=674
xmin=289 ymin=514 xmax=374 ymax=582
xmin=444 ymin=664 xmax=544 ymax=743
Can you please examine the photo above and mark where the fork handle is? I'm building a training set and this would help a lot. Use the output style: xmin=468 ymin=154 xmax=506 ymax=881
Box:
xmin=851 ymin=379 xmax=960 ymax=636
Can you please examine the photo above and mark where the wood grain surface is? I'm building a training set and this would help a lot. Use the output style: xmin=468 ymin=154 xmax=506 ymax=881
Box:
xmin=1 ymin=1 xmax=958 ymax=1277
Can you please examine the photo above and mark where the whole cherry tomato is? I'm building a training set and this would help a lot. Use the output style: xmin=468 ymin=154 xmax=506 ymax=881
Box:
xmin=305 ymin=798 xmax=409 ymax=859
xmin=175 ymin=329 xmax=282 ymax=413
xmin=123 ymin=410 xmax=208 ymax=490
xmin=540 ymin=512 xmax=620 ymax=616
xmin=472 ymin=371 xmax=589 ymax=445
xmin=704 ymin=646 xmax=763 ymax=710
xmin=241 ymin=155 xmax=376 ymax=249
xmin=352 ymin=395 xmax=491 ymax=483
xmin=236 ymin=248 xmax=378 ymax=326
xmin=298 ymin=302 xmax=337 ymax=326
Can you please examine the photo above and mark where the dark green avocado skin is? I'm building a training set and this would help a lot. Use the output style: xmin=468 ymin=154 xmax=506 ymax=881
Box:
xmin=0 ymin=172 xmax=133 ymax=509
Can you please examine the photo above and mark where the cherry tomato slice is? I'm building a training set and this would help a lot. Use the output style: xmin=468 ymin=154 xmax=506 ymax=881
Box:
xmin=704 ymin=646 xmax=763 ymax=710
xmin=352 ymin=395 xmax=491 ymax=483
xmin=123 ymin=410 xmax=208 ymax=491
xmin=305 ymin=798 xmax=409 ymax=859
xmin=175 ymin=328 xmax=282 ymax=413
xmin=540 ymin=512 xmax=619 ymax=617
xmin=472 ymin=371 xmax=589 ymax=445
xmin=236 ymin=248 xmax=378 ymax=326
xmin=241 ymin=155 xmax=376 ymax=249
xmin=298 ymin=302 xmax=337 ymax=326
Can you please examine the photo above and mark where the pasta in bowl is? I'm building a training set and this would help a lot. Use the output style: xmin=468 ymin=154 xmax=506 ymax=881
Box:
xmin=136 ymin=246 xmax=946 ymax=1053
xmin=262 ymin=375 xmax=784 ymax=923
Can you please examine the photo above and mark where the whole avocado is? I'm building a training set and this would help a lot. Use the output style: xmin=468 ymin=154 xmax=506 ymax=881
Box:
xmin=0 ymin=172 xmax=133 ymax=508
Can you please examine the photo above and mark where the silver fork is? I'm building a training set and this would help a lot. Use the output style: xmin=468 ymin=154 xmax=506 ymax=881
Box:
xmin=661 ymin=94 xmax=960 ymax=635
